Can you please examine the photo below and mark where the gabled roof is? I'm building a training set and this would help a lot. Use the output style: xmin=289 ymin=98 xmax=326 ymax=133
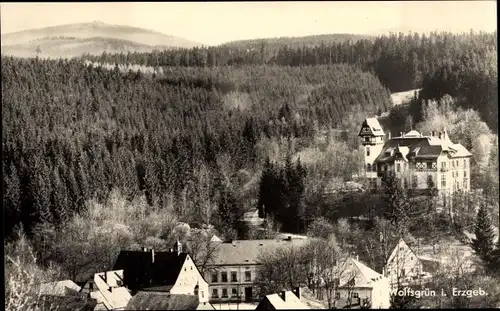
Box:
xmin=91 ymin=270 xmax=131 ymax=310
xmin=385 ymin=238 xmax=419 ymax=266
xmin=358 ymin=118 xmax=385 ymax=137
xmin=338 ymin=258 xmax=386 ymax=288
xmin=125 ymin=292 xmax=201 ymax=310
xmin=210 ymin=238 xmax=308 ymax=265
xmin=113 ymin=250 xmax=188 ymax=291
xmin=260 ymin=291 xmax=310 ymax=310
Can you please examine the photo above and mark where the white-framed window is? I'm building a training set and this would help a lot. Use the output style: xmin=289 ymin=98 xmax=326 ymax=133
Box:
xmin=441 ymin=174 xmax=446 ymax=188
xmin=366 ymin=146 xmax=370 ymax=156
xmin=222 ymin=288 xmax=228 ymax=298
xmin=335 ymin=292 xmax=340 ymax=299
xmin=212 ymin=289 xmax=218 ymax=298
xmin=396 ymin=163 xmax=401 ymax=172
xmin=231 ymin=288 xmax=238 ymax=297
xmin=352 ymin=293 xmax=359 ymax=299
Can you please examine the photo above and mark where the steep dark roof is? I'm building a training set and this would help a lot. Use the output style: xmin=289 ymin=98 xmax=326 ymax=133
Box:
xmin=36 ymin=295 xmax=97 ymax=311
xmin=125 ymin=292 xmax=200 ymax=310
xmin=113 ymin=250 xmax=187 ymax=291
xmin=374 ymin=137 xmax=443 ymax=163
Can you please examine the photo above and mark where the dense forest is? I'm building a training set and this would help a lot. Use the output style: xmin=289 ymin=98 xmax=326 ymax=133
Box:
xmin=2 ymin=57 xmax=391 ymax=238
xmin=82 ymin=31 xmax=498 ymax=131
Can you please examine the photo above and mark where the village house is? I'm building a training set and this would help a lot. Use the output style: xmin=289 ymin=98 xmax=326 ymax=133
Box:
xmin=384 ymin=238 xmax=424 ymax=290
xmin=79 ymin=270 xmax=132 ymax=310
xmin=256 ymin=288 xmax=310 ymax=310
xmin=112 ymin=242 xmax=209 ymax=302
xmin=332 ymin=257 xmax=391 ymax=309
xmin=124 ymin=292 xmax=215 ymax=310
xmin=359 ymin=118 xmax=472 ymax=204
xmin=205 ymin=237 xmax=308 ymax=303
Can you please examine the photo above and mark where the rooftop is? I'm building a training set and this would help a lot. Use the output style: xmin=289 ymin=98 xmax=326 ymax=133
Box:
xmin=262 ymin=291 xmax=310 ymax=310
xmin=211 ymin=238 xmax=309 ymax=265
xmin=113 ymin=249 xmax=188 ymax=291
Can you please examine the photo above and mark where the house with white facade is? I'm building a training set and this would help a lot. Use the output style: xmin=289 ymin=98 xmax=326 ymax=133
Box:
xmin=384 ymin=238 xmax=424 ymax=290
xmin=112 ymin=242 xmax=209 ymax=303
xmin=333 ymin=257 xmax=391 ymax=309
xmin=359 ymin=118 xmax=472 ymax=205
xmin=256 ymin=288 xmax=310 ymax=310
xmin=205 ymin=237 xmax=308 ymax=303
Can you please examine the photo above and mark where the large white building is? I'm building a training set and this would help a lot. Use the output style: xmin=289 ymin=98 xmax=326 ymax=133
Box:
xmin=359 ymin=118 xmax=472 ymax=200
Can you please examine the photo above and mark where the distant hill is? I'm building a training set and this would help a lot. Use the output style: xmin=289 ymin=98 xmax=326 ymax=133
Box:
xmin=1 ymin=21 xmax=202 ymax=58
xmin=220 ymin=33 xmax=374 ymax=49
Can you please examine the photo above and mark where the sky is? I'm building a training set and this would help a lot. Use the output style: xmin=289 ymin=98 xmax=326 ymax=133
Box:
xmin=1 ymin=1 xmax=497 ymax=45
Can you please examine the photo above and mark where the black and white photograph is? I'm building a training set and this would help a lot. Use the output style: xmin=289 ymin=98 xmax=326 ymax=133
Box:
xmin=2 ymin=1 xmax=498 ymax=310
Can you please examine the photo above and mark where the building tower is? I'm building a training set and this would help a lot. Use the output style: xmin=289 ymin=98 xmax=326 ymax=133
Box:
xmin=358 ymin=118 xmax=386 ymax=182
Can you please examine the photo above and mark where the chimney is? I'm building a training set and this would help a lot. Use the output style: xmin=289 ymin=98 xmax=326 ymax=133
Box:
xmin=400 ymin=132 xmax=404 ymax=137
xmin=356 ymin=255 xmax=359 ymax=261
xmin=388 ymin=132 xmax=391 ymax=140
xmin=174 ymin=241 xmax=182 ymax=255
xmin=143 ymin=247 xmax=147 ymax=252
xmin=151 ymin=249 xmax=155 ymax=263
xmin=279 ymin=290 xmax=286 ymax=302
xmin=169 ymin=248 xmax=173 ymax=252
xmin=287 ymin=236 xmax=292 ymax=241
xmin=293 ymin=287 xmax=301 ymax=299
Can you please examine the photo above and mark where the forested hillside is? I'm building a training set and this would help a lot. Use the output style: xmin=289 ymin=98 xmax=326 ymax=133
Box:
xmin=82 ymin=31 xmax=497 ymax=131
xmin=2 ymin=57 xmax=391 ymax=237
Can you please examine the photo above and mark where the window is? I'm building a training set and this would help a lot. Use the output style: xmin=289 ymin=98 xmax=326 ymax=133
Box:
xmin=410 ymin=256 xmax=413 ymax=260
xmin=427 ymin=161 xmax=432 ymax=169
xmin=352 ymin=293 xmax=359 ymax=299
xmin=212 ymin=289 xmax=218 ymax=298
xmin=441 ymin=162 xmax=446 ymax=169
xmin=231 ymin=288 xmax=238 ymax=297
xmin=404 ymin=178 xmax=408 ymax=189
xmin=201 ymin=291 xmax=204 ymax=298
xmin=441 ymin=174 xmax=446 ymax=188
xmin=211 ymin=273 xmax=218 ymax=283
xmin=464 ymin=170 xmax=467 ymax=177
xmin=367 ymin=164 xmax=371 ymax=172
xmin=335 ymin=292 xmax=340 ymax=300
xmin=399 ymin=247 xmax=404 ymax=251
xmin=221 ymin=272 xmax=228 ymax=283
xmin=245 ymin=271 xmax=251 ymax=282
xmin=222 ymin=288 xmax=228 ymax=298
xmin=412 ymin=175 xmax=418 ymax=188
xmin=365 ymin=137 xmax=370 ymax=143
xmin=463 ymin=178 xmax=468 ymax=189
xmin=384 ymin=165 xmax=388 ymax=171
xmin=231 ymin=272 xmax=237 ymax=282
xmin=427 ymin=175 xmax=434 ymax=187
xmin=396 ymin=163 xmax=400 ymax=172
xmin=464 ymin=159 xmax=467 ymax=168
xmin=366 ymin=147 xmax=370 ymax=156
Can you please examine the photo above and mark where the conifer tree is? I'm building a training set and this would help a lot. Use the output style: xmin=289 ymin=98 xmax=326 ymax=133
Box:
xmin=471 ymin=203 xmax=495 ymax=262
